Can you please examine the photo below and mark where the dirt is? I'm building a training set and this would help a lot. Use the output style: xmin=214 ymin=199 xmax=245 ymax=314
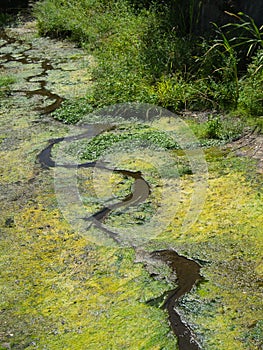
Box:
xmin=225 ymin=128 xmax=263 ymax=173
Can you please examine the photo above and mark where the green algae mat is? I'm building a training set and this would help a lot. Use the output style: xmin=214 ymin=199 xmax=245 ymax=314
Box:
xmin=0 ymin=22 xmax=263 ymax=350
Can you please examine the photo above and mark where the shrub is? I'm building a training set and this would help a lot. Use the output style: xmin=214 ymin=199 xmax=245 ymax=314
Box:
xmin=238 ymin=50 xmax=263 ymax=116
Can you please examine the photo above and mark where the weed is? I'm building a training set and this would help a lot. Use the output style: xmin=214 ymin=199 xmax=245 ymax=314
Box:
xmin=223 ymin=11 xmax=263 ymax=58
xmin=0 ymin=75 xmax=15 ymax=98
xmin=202 ymin=23 xmax=239 ymax=108
xmin=238 ymin=50 xmax=263 ymax=117
xmin=204 ymin=115 xmax=222 ymax=139
xmin=52 ymin=98 xmax=93 ymax=124
xmin=80 ymin=124 xmax=179 ymax=161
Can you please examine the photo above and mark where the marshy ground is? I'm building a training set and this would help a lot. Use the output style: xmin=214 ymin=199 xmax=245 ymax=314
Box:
xmin=0 ymin=20 xmax=262 ymax=350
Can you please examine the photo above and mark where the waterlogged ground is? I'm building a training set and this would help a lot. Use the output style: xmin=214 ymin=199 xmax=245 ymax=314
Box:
xmin=0 ymin=21 xmax=263 ymax=350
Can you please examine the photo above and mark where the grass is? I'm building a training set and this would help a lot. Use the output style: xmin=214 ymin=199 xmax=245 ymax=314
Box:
xmin=34 ymin=0 xmax=263 ymax=122
xmin=0 ymin=76 xmax=15 ymax=98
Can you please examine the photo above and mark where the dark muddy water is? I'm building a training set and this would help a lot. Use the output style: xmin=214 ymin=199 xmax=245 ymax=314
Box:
xmin=150 ymin=250 xmax=202 ymax=350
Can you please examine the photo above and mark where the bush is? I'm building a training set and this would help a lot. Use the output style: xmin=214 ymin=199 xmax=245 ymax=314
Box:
xmin=238 ymin=50 xmax=263 ymax=116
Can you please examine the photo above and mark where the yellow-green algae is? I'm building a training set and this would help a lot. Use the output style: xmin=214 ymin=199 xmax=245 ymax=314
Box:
xmin=1 ymin=21 xmax=262 ymax=350
xmin=1 ymin=202 xmax=176 ymax=349
xmin=0 ymin=22 xmax=176 ymax=350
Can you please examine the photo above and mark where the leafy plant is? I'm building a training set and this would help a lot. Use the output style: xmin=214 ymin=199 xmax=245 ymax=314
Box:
xmin=223 ymin=11 xmax=263 ymax=58
xmin=52 ymin=98 xmax=94 ymax=124
xmin=80 ymin=125 xmax=179 ymax=161
xmin=202 ymin=115 xmax=244 ymax=141
xmin=204 ymin=115 xmax=222 ymax=139
xmin=238 ymin=50 xmax=263 ymax=117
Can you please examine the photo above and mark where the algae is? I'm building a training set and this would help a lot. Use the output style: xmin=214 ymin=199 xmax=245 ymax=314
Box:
xmin=0 ymin=21 xmax=176 ymax=350
xmin=1 ymin=20 xmax=262 ymax=350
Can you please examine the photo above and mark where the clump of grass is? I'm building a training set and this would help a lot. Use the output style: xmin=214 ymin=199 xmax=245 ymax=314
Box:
xmin=0 ymin=76 xmax=15 ymax=98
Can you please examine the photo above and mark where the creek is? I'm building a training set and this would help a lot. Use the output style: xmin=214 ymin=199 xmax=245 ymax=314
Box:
xmin=38 ymin=126 xmax=203 ymax=349
xmin=0 ymin=23 xmax=204 ymax=349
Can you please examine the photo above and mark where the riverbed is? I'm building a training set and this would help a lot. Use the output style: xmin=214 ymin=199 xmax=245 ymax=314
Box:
xmin=0 ymin=20 xmax=262 ymax=350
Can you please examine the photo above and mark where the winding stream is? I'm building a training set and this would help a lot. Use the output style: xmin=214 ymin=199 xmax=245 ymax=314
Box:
xmin=1 ymin=26 xmax=203 ymax=349
xmin=38 ymin=127 xmax=202 ymax=349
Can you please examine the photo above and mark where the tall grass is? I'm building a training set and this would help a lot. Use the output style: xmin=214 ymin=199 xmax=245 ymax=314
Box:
xmin=34 ymin=0 xmax=263 ymax=118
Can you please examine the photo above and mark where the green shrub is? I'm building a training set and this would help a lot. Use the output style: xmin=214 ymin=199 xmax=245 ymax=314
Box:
xmin=238 ymin=50 xmax=263 ymax=116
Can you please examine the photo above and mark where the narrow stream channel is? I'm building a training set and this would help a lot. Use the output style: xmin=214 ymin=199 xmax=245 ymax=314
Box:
xmin=0 ymin=30 xmax=64 ymax=114
xmin=38 ymin=129 xmax=203 ymax=350
xmin=1 ymin=27 xmax=203 ymax=349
